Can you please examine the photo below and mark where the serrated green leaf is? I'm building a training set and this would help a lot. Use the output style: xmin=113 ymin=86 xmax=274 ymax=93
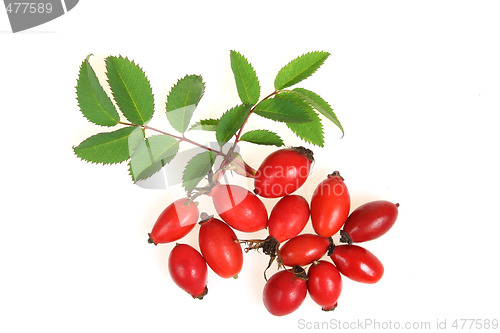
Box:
xmin=166 ymin=75 xmax=205 ymax=133
xmin=280 ymin=92 xmax=325 ymax=147
xmin=230 ymin=50 xmax=260 ymax=105
xmin=76 ymin=55 xmax=120 ymax=126
xmin=182 ymin=151 xmax=217 ymax=192
xmin=129 ymin=135 xmax=179 ymax=181
xmin=253 ymin=97 xmax=311 ymax=123
xmin=216 ymin=104 xmax=252 ymax=146
xmin=292 ymin=88 xmax=343 ymax=136
xmin=274 ymin=51 xmax=330 ymax=90
xmin=189 ymin=118 xmax=219 ymax=131
xmin=73 ymin=126 xmax=137 ymax=164
xmin=240 ymin=130 xmax=284 ymax=147
xmin=106 ymin=56 xmax=154 ymax=125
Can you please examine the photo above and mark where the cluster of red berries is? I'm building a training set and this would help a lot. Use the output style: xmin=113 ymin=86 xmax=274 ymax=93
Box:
xmin=148 ymin=147 xmax=399 ymax=316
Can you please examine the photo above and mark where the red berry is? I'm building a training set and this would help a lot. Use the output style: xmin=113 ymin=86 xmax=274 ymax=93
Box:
xmin=310 ymin=171 xmax=350 ymax=237
xmin=268 ymin=195 xmax=310 ymax=243
xmin=148 ymin=198 xmax=199 ymax=245
xmin=198 ymin=217 xmax=243 ymax=279
xmin=254 ymin=147 xmax=314 ymax=198
xmin=210 ymin=184 xmax=268 ymax=232
xmin=168 ymin=244 xmax=208 ymax=299
xmin=307 ymin=260 xmax=342 ymax=311
xmin=330 ymin=245 xmax=384 ymax=283
xmin=280 ymin=234 xmax=332 ymax=267
xmin=342 ymin=200 xmax=399 ymax=243
xmin=263 ymin=268 xmax=307 ymax=316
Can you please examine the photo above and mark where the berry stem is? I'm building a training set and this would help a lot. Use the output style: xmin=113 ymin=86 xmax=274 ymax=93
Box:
xmin=118 ymin=121 xmax=230 ymax=159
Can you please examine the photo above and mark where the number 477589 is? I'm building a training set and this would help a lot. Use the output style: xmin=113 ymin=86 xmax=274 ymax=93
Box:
xmin=5 ymin=2 xmax=53 ymax=14
xmin=452 ymin=319 xmax=498 ymax=330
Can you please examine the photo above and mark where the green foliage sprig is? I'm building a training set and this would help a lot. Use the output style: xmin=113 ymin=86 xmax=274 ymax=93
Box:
xmin=73 ymin=51 xmax=343 ymax=192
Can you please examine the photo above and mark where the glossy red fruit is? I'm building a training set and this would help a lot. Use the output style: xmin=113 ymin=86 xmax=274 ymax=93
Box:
xmin=330 ymin=245 xmax=384 ymax=283
xmin=280 ymin=234 xmax=332 ymax=267
xmin=148 ymin=198 xmax=199 ymax=245
xmin=254 ymin=147 xmax=314 ymax=198
xmin=198 ymin=217 xmax=243 ymax=279
xmin=168 ymin=244 xmax=208 ymax=299
xmin=310 ymin=171 xmax=350 ymax=237
xmin=263 ymin=267 xmax=308 ymax=316
xmin=268 ymin=195 xmax=310 ymax=243
xmin=210 ymin=184 xmax=268 ymax=232
xmin=342 ymin=200 xmax=399 ymax=243
xmin=307 ymin=260 xmax=342 ymax=311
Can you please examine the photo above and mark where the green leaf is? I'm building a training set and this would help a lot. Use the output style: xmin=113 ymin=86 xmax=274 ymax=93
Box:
xmin=274 ymin=51 xmax=330 ymax=90
xmin=166 ymin=75 xmax=205 ymax=133
xmin=189 ymin=118 xmax=219 ymax=131
xmin=292 ymin=88 xmax=344 ymax=136
xmin=280 ymin=92 xmax=325 ymax=147
xmin=253 ymin=96 xmax=311 ymax=123
xmin=182 ymin=151 xmax=217 ymax=192
xmin=129 ymin=135 xmax=179 ymax=181
xmin=73 ymin=126 xmax=138 ymax=164
xmin=230 ymin=50 xmax=260 ymax=105
xmin=76 ymin=55 xmax=120 ymax=126
xmin=106 ymin=56 xmax=154 ymax=125
xmin=240 ymin=130 xmax=284 ymax=147
xmin=216 ymin=104 xmax=252 ymax=146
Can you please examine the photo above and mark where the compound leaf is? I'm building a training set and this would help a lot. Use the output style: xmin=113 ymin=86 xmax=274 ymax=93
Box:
xmin=73 ymin=126 xmax=138 ymax=164
xmin=182 ymin=151 xmax=217 ymax=192
xmin=293 ymin=88 xmax=343 ymax=136
xmin=129 ymin=135 xmax=179 ymax=182
xmin=253 ymin=96 xmax=310 ymax=123
xmin=76 ymin=55 xmax=120 ymax=126
xmin=216 ymin=104 xmax=252 ymax=146
xmin=166 ymin=75 xmax=205 ymax=133
xmin=106 ymin=56 xmax=154 ymax=125
xmin=240 ymin=130 xmax=284 ymax=147
xmin=274 ymin=51 xmax=330 ymax=90
xmin=230 ymin=50 xmax=260 ymax=105
xmin=280 ymin=92 xmax=325 ymax=147
xmin=189 ymin=118 xmax=219 ymax=131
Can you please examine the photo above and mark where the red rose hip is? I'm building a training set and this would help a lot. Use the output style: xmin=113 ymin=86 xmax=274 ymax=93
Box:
xmin=330 ymin=245 xmax=384 ymax=283
xmin=198 ymin=216 xmax=243 ymax=279
xmin=268 ymin=195 xmax=310 ymax=243
xmin=341 ymin=200 xmax=399 ymax=243
xmin=311 ymin=171 xmax=350 ymax=237
xmin=280 ymin=234 xmax=332 ymax=267
xmin=148 ymin=198 xmax=199 ymax=245
xmin=168 ymin=243 xmax=208 ymax=299
xmin=210 ymin=184 xmax=268 ymax=232
xmin=263 ymin=267 xmax=308 ymax=316
xmin=307 ymin=260 xmax=342 ymax=311
xmin=254 ymin=147 xmax=314 ymax=198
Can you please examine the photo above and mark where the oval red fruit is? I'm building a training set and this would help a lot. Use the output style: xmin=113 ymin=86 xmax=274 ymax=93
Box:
xmin=268 ymin=195 xmax=310 ymax=243
xmin=311 ymin=171 xmax=350 ymax=237
xmin=342 ymin=200 xmax=399 ymax=243
xmin=198 ymin=217 xmax=243 ymax=279
xmin=330 ymin=245 xmax=384 ymax=283
xmin=263 ymin=268 xmax=307 ymax=316
xmin=168 ymin=244 xmax=208 ymax=299
xmin=254 ymin=147 xmax=314 ymax=198
xmin=210 ymin=184 xmax=268 ymax=232
xmin=307 ymin=260 xmax=342 ymax=311
xmin=148 ymin=198 xmax=199 ymax=245
xmin=280 ymin=234 xmax=332 ymax=267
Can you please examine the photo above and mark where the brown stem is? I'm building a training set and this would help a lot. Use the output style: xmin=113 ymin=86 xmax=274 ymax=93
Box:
xmin=230 ymin=90 xmax=279 ymax=153
xmin=118 ymin=121 xmax=229 ymax=159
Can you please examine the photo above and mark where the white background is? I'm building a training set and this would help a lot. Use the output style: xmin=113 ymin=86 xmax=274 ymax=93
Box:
xmin=1 ymin=1 xmax=500 ymax=332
